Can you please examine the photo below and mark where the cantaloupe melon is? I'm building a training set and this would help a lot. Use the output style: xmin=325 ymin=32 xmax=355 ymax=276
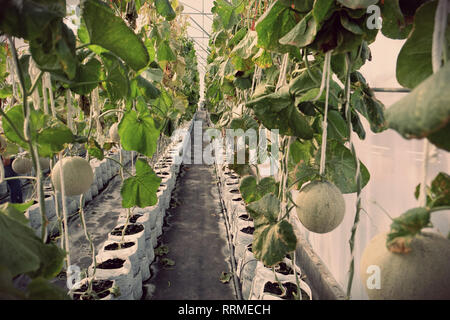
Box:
xmin=295 ymin=180 xmax=345 ymax=234
xmin=109 ymin=123 xmax=120 ymax=143
xmin=51 ymin=156 xmax=94 ymax=196
xmin=12 ymin=157 xmax=33 ymax=174
xmin=360 ymin=232 xmax=450 ymax=299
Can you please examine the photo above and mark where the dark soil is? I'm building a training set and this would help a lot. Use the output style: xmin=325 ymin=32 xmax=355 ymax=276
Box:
xmin=247 ymin=244 xmax=252 ymax=253
xmin=110 ymin=223 xmax=144 ymax=236
xmin=229 ymin=189 xmax=240 ymax=194
xmin=241 ymin=226 xmax=254 ymax=235
xmin=238 ymin=214 xmax=252 ymax=221
xmin=129 ymin=214 xmax=143 ymax=224
xmin=225 ymin=182 xmax=238 ymax=186
xmin=73 ymin=280 xmax=114 ymax=300
xmin=232 ymin=197 xmax=243 ymax=202
xmin=275 ymin=262 xmax=293 ymax=276
xmin=263 ymin=281 xmax=310 ymax=300
xmin=97 ymin=258 xmax=125 ymax=269
xmin=104 ymin=242 xmax=135 ymax=250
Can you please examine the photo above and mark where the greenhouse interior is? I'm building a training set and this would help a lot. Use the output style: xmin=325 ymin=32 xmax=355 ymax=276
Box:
xmin=0 ymin=0 xmax=449 ymax=303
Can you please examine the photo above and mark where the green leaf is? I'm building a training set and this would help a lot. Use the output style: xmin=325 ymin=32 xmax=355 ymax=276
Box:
xmin=0 ymin=209 xmax=65 ymax=278
xmin=121 ymin=159 xmax=161 ymax=208
xmin=219 ymin=271 xmax=233 ymax=284
xmin=30 ymin=21 xmax=78 ymax=80
xmin=118 ymin=109 xmax=160 ymax=157
xmin=380 ymin=0 xmax=413 ymax=39
xmin=247 ymin=194 xmax=297 ymax=267
xmin=70 ymin=57 xmax=101 ymax=95
xmin=255 ymin=1 xmax=298 ymax=54
xmin=0 ymin=86 xmax=13 ymax=99
xmin=3 ymin=105 xmax=74 ymax=158
xmin=416 ymin=172 xmax=450 ymax=208
xmin=0 ymin=202 xmax=33 ymax=226
xmin=0 ymin=265 xmax=26 ymax=299
xmin=239 ymin=176 xmax=278 ymax=204
xmin=327 ymin=110 xmax=350 ymax=142
xmin=279 ymin=12 xmax=318 ymax=48
xmin=396 ymin=1 xmax=450 ymax=89
xmin=152 ymin=88 xmax=173 ymax=117
xmin=86 ymin=138 xmax=104 ymax=161
xmin=142 ymin=67 xmax=164 ymax=83
xmin=157 ymin=40 xmax=176 ymax=62
xmin=211 ymin=0 xmax=239 ymax=30
xmin=387 ymin=207 xmax=432 ymax=253
xmin=82 ymin=0 xmax=149 ymax=71
xmin=101 ymin=53 xmax=130 ymax=102
xmin=27 ymin=277 xmax=69 ymax=300
xmin=337 ymin=0 xmax=379 ymax=9
xmin=386 ymin=62 xmax=450 ymax=151
xmin=317 ymin=139 xmax=370 ymax=194
xmin=131 ymin=76 xmax=161 ymax=100
xmin=246 ymin=87 xmax=314 ymax=139
xmin=155 ymin=0 xmax=176 ymax=21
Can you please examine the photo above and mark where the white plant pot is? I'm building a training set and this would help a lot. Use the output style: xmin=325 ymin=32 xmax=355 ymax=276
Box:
xmin=99 ymin=240 xmax=141 ymax=278
xmin=108 ymin=223 xmax=146 ymax=260
xmin=90 ymin=256 xmax=134 ymax=300
xmin=90 ymin=183 xmax=99 ymax=198
xmin=145 ymin=238 xmax=155 ymax=263
xmin=25 ymin=202 xmax=41 ymax=230
xmin=232 ymin=219 xmax=254 ymax=241
xmin=150 ymin=228 xmax=158 ymax=248
xmin=249 ymin=261 xmax=311 ymax=300
xmin=71 ymin=278 xmax=118 ymax=300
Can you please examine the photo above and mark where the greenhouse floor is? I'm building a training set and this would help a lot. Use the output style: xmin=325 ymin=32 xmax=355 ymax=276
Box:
xmin=144 ymin=112 xmax=236 ymax=300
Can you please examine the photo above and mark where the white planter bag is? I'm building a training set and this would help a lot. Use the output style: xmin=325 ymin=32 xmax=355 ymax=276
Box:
xmin=230 ymin=209 xmax=250 ymax=236
xmin=90 ymin=179 xmax=99 ymax=198
xmin=145 ymin=238 xmax=155 ymax=263
xmin=132 ymin=268 xmax=143 ymax=300
xmin=237 ymin=245 xmax=258 ymax=300
xmin=150 ymin=227 xmax=158 ymax=248
xmin=249 ymin=261 xmax=312 ymax=300
xmin=25 ymin=202 xmax=41 ymax=230
xmin=71 ymin=278 xmax=118 ymax=300
xmin=252 ymin=279 xmax=312 ymax=301
xmin=99 ymin=240 xmax=141 ymax=278
xmin=140 ymin=254 xmax=151 ymax=281
xmin=108 ymin=223 xmax=146 ymax=260
xmin=90 ymin=257 xmax=134 ymax=300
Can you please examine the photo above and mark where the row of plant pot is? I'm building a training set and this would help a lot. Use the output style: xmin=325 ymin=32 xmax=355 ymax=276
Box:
xmin=70 ymin=120 xmax=194 ymax=300
xmin=24 ymin=150 xmax=136 ymax=238
xmin=215 ymin=162 xmax=313 ymax=301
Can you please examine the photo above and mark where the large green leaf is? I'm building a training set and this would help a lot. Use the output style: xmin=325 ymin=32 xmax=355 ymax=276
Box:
xmin=29 ymin=21 xmax=78 ymax=80
xmin=396 ymin=1 xmax=450 ymax=89
xmin=246 ymin=194 xmax=297 ymax=267
xmin=131 ymin=76 xmax=160 ymax=100
xmin=155 ymin=0 xmax=176 ymax=21
xmin=386 ymin=62 xmax=450 ymax=151
xmin=27 ymin=277 xmax=70 ymax=300
xmin=246 ymin=87 xmax=314 ymax=139
xmin=70 ymin=57 xmax=101 ymax=95
xmin=239 ymin=176 xmax=278 ymax=204
xmin=82 ymin=0 xmax=149 ymax=71
xmin=157 ymin=40 xmax=176 ymax=62
xmin=0 ymin=209 xmax=65 ymax=278
xmin=255 ymin=1 xmax=298 ymax=54
xmin=0 ymin=0 xmax=65 ymax=40
xmin=3 ymin=105 xmax=74 ymax=158
xmin=121 ymin=159 xmax=162 ymax=208
xmin=101 ymin=53 xmax=130 ymax=102
xmin=317 ymin=139 xmax=370 ymax=193
xmin=380 ymin=0 xmax=413 ymax=39
xmin=415 ymin=172 xmax=450 ymax=208
xmin=279 ymin=12 xmax=318 ymax=48
xmin=118 ymin=109 xmax=160 ymax=157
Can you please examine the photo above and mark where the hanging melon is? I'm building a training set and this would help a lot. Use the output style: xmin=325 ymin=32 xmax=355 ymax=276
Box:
xmin=51 ymin=156 xmax=94 ymax=196
xmin=295 ymin=180 xmax=345 ymax=233
xmin=360 ymin=232 xmax=450 ymax=299
xmin=12 ymin=157 xmax=33 ymax=174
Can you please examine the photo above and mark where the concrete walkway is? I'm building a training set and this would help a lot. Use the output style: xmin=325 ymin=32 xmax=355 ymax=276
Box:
xmin=144 ymin=111 xmax=236 ymax=300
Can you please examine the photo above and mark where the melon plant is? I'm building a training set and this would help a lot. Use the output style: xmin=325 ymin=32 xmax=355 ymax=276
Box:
xmin=109 ymin=123 xmax=120 ymax=144
xmin=295 ymin=180 xmax=346 ymax=234
xmin=360 ymin=231 xmax=450 ymax=300
xmin=51 ymin=156 xmax=94 ymax=196
xmin=12 ymin=157 xmax=33 ymax=174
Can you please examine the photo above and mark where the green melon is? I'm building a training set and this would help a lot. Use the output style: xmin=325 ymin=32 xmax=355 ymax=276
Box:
xmin=360 ymin=232 xmax=450 ymax=300
xmin=51 ymin=156 xmax=94 ymax=196
xmin=12 ymin=157 xmax=33 ymax=174
xmin=295 ymin=180 xmax=345 ymax=234
xmin=109 ymin=123 xmax=120 ymax=143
